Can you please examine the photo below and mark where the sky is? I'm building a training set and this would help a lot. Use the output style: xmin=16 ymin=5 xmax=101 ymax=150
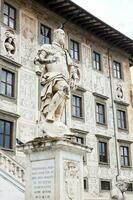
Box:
xmin=72 ymin=0 xmax=133 ymax=39
xmin=72 ymin=0 xmax=133 ymax=82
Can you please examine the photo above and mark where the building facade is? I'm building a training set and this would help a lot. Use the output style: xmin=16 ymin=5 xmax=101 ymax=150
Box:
xmin=0 ymin=0 xmax=133 ymax=199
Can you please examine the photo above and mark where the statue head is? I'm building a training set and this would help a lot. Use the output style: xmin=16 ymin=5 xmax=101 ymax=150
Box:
xmin=116 ymin=176 xmax=129 ymax=192
xmin=53 ymin=29 xmax=65 ymax=46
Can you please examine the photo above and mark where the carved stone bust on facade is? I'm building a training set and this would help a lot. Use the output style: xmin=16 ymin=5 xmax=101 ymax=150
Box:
xmin=111 ymin=176 xmax=129 ymax=200
xmin=4 ymin=30 xmax=15 ymax=58
xmin=34 ymin=28 xmax=80 ymax=136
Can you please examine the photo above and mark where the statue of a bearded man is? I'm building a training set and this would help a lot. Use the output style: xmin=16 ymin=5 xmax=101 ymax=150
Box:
xmin=111 ymin=176 xmax=129 ymax=200
xmin=34 ymin=29 xmax=80 ymax=133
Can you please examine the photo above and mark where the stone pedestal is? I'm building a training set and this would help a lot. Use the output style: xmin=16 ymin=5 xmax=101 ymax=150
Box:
xmin=20 ymin=137 xmax=91 ymax=200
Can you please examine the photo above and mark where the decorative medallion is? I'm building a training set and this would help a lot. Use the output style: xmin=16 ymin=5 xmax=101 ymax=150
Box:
xmin=64 ymin=160 xmax=80 ymax=200
xmin=116 ymin=85 xmax=123 ymax=99
xmin=4 ymin=30 xmax=15 ymax=58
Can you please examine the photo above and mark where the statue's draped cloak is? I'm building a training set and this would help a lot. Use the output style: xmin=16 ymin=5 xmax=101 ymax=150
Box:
xmin=40 ymin=44 xmax=73 ymax=117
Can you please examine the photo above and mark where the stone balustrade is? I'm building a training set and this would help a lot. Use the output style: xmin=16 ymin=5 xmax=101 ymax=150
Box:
xmin=0 ymin=150 xmax=25 ymax=185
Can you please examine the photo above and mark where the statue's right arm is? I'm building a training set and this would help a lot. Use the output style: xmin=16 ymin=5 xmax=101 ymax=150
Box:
xmin=34 ymin=45 xmax=57 ymax=65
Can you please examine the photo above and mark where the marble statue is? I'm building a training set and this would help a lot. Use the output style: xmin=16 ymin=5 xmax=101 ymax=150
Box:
xmin=111 ymin=176 xmax=129 ymax=200
xmin=34 ymin=28 xmax=80 ymax=130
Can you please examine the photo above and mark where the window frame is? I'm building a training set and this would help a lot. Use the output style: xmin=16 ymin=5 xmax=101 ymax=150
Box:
xmin=119 ymin=143 xmax=131 ymax=168
xmin=100 ymin=179 xmax=111 ymax=192
xmin=39 ymin=23 xmax=51 ymax=45
xmin=84 ymin=177 xmax=88 ymax=192
xmin=1 ymin=0 xmax=20 ymax=32
xmin=117 ymin=109 xmax=127 ymax=130
xmin=98 ymin=140 xmax=108 ymax=164
xmin=1 ymin=68 xmax=15 ymax=98
xmin=96 ymin=102 xmax=106 ymax=125
xmin=0 ymin=119 xmax=13 ymax=149
xmin=71 ymin=89 xmax=85 ymax=121
xmin=0 ymin=111 xmax=19 ymax=152
xmin=3 ymin=2 xmax=16 ymax=29
xmin=127 ymin=183 xmax=133 ymax=192
xmin=72 ymin=95 xmax=82 ymax=118
xmin=0 ymin=60 xmax=18 ymax=102
xmin=113 ymin=60 xmax=122 ymax=79
xmin=93 ymin=51 xmax=101 ymax=71
xmin=116 ymin=104 xmax=128 ymax=132
xmin=95 ymin=100 xmax=107 ymax=126
xmin=70 ymin=39 xmax=80 ymax=61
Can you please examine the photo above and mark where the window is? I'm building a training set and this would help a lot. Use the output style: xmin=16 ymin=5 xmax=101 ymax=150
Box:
xmin=75 ymin=136 xmax=84 ymax=145
xmin=84 ymin=177 xmax=88 ymax=191
xmin=40 ymin=24 xmax=51 ymax=44
xmin=120 ymin=145 xmax=130 ymax=167
xmin=0 ymin=119 xmax=13 ymax=149
xmin=99 ymin=141 xmax=108 ymax=163
xmin=117 ymin=110 xmax=127 ymax=129
xmin=101 ymin=181 xmax=111 ymax=191
xmin=0 ymin=69 xmax=15 ymax=97
xmin=113 ymin=61 xmax=122 ymax=79
xmin=72 ymin=95 xmax=82 ymax=118
xmin=96 ymin=103 xmax=105 ymax=124
xmin=3 ymin=2 xmax=16 ymax=29
xmin=93 ymin=51 xmax=101 ymax=71
xmin=70 ymin=39 xmax=80 ymax=60
xmin=127 ymin=183 xmax=133 ymax=192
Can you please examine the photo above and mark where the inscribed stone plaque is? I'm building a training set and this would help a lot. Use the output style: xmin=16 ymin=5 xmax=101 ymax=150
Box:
xmin=31 ymin=159 xmax=54 ymax=200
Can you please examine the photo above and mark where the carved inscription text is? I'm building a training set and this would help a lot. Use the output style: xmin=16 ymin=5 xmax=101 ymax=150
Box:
xmin=31 ymin=159 xmax=54 ymax=200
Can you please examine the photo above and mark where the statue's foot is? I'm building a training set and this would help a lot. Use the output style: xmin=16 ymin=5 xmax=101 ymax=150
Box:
xmin=46 ymin=114 xmax=54 ymax=122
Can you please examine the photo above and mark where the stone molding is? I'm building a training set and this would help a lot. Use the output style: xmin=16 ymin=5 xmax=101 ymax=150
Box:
xmin=93 ymin=92 xmax=109 ymax=100
xmin=0 ymin=109 xmax=20 ymax=119
xmin=0 ymin=55 xmax=22 ymax=68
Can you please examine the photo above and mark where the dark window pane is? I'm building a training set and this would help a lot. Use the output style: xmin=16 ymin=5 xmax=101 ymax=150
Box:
xmin=9 ymin=18 xmax=14 ymax=29
xmin=4 ymin=3 xmax=8 ymax=15
xmin=0 ymin=120 xmax=12 ymax=149
xmin=1 ymin=82 xmax=6 ymax=95
xmin=9 ymin=7 xmax=15 ymax=19
xmin=84 ymin=178 xmax=88 ymax=191
xmin=117 ymin=110 xmax=126 ymax=129
xmin=101 ymin=181 xmax=110 ymax=190
xmin=40 ymin=24 xmax=51 ymax=44
xmin=72 ymin=95 xmax=82 ymax=117
xmin=113 ymin=61 xmax=122 ymax=79
xmin=96 ymin=103 xmax=105 ymax=124
xmin=99 ymin=142 xmax=108 ymax=163
xmin=1 ymin=70 xmax=6 ymax=82
xmin=120 ymin=146 xmax=130 ymax=167
xmin=3 ymin=3 xmax=16 ymax=29
xmin=127 ymin=183 xmax=133 ymax=191
xmin=3 ymin=15 xmax=8 ymax=25
xmin=5 ymin=135 xmax=10 ymax=148
xmin=0 ymin=134 xmax=3 ymax=146
xmin=5 ymin=122 xmax=11 ymax=135
xmin=0 ymin=121 xmax=4 ymax=134
xmin=70 ymin=40 xmax=80 ymax=60
xmin=93 ymin=51 xmax=101 ymax=70
xmin=7 ymin=72 xmax=13 ymax=84
xmin=0 ymin=69 xmax=14 ymax=97
xmin=76 ymin=137 xmax=84 ymax=145
xmin=7 ymin=85 xmax=12 ymax=96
